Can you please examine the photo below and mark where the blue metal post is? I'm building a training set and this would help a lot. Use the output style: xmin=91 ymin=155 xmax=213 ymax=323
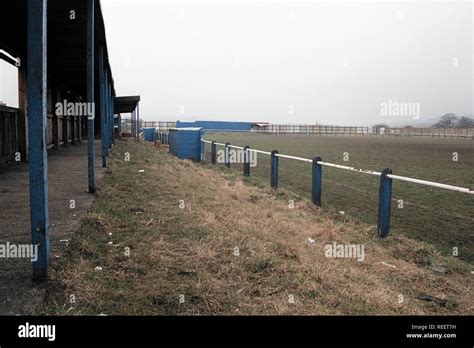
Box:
xmin=104 ymin=68 xmax=109 ymax=154
xmin=137 ymin=102 xmax=140 ymax=140
xmin=132 ymin=110 xmax=136 ymax=139
xmin=271 ymin=150 xmax=279 ymax=188
xmin=108 ymin=83 xmax=112 ymax=149
xmin=110 ymin=94 xmax=114 ymax=145
xmin=377 ymin=168 xmax=393 ymax=237
xmin=86 ymin=0 xmax=95 ymax=193
xmin=99 ymin=46 xmax=107 ymax=168
xmin=135 ymin=109 xmax=138 ymax=139
xmin=225 ymin=142 xmax=230 ymax=168
xmin=243 ymin=145 xmax=250 ymax=177
xmin=27 ymin=0 xmax=49 ymax=280
xmin=312 ymin=156 xmax=322 ymax=207
xmin=107 ymin=92 xmax=112 ymax=145
xmin=211 ymin=141 xmax=217 ymax=164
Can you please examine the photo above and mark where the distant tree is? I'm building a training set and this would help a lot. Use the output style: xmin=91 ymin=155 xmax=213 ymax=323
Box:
xmin=404 ymin=125 xmax=414 ymax=129
xmin=373 ymin=123 xmax=389 ymax=129
xmin=432 ymin=113 xmax=458 ymax=128
xmin=457 ymin=116 xmax=474 ymax=128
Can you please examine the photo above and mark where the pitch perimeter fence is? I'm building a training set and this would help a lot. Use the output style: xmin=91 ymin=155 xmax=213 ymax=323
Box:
xmin=200 ymin=138 xmax=474 ymax=253
xmin=252 ymin=125 xmax=369 ymax=135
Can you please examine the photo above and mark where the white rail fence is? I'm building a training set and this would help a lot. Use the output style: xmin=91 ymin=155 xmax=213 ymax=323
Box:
xmin=202 ymin=139 xmax=473 ymax=237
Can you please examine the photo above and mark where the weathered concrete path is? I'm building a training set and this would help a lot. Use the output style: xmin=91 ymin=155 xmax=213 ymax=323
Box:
xmin=0 ymin=141 xmax=105 ymax=314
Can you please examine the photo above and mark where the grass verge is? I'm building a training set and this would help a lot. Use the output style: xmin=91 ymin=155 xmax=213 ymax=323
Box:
xmin=39 ymin=140 xmax=473 ymax=315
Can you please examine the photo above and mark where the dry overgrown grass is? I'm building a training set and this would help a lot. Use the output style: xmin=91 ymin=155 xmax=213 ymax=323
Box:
xmin=40 ymin=140 xmax=473 ymax=315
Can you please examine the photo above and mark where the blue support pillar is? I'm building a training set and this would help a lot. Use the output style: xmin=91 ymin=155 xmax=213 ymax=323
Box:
xmin=110 ymin=94 xmax=114 ymax=145
xmin=243 ymin=145 xmax=250 ymax=177
xmin=86 ymin=0 xmax=95 ymax=193
xmin=104 ymin=69 xmax=109 ymax=154
xmin=312 ymin=156 xmax=322 ymax=207
xmin=130 ymin=111 xmax=133 ymax=139
xmin=225 ymin=142 xmax=230 ymax=168
xmin=27 ymin=0 xmax=50 ymax=280
xmin=132 ymin=110 xmax=136 ymax=139
xmin=136 ymin=109 xmax=139 ymax=139
xmin=99 ymin=46 xmax=107 ymax=168
xmin=137 ymin=102 xmax=140 ymax=140
xmin=108 ymin=83 xmax=112 ymax=149
xmin=377 ymin=168 xmax=393 ymax=237
xmin=211 ymin=141 xmax=216 ymax=164
xmin=271 ymin=150 xmax=279 ymax=188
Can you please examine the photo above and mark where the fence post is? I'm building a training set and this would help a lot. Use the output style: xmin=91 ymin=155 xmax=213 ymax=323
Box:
xmin=312 ymin=156 xmax=322 ymax=207
xmin=200 ymin=136 xmax=205 ymax=162
xmin=225 ymin=142 xmax=230 ymax=168
xmin=211 ymin=141 xmax=217 ymax=164
xmin=377 ymin=168 xmax=393 ymax=237
xmin=271 ymin=150 xmax=279 ymax=188
xmin=243 ymin=145 xmax=250 ymax=177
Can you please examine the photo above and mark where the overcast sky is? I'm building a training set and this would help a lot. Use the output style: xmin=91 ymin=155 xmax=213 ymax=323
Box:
xmin=0 ymin=0 xmax=472 ymax=126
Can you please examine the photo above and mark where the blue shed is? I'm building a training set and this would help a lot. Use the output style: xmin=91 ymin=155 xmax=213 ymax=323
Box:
xmin=168 ymin=127 xmax=203 ymax=161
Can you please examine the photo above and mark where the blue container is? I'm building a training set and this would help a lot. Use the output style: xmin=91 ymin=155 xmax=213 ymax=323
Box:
xmin=168 ymin=127 xmax=203 ymax=161
xmin=143 ymin=127 xmax=156 ymax=142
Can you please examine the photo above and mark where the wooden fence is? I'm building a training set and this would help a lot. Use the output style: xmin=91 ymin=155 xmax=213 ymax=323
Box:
xmin=0 ymin=106 xmax=19 ymax=159
xmin=0 ymin=101 xmax=87 ymax=162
